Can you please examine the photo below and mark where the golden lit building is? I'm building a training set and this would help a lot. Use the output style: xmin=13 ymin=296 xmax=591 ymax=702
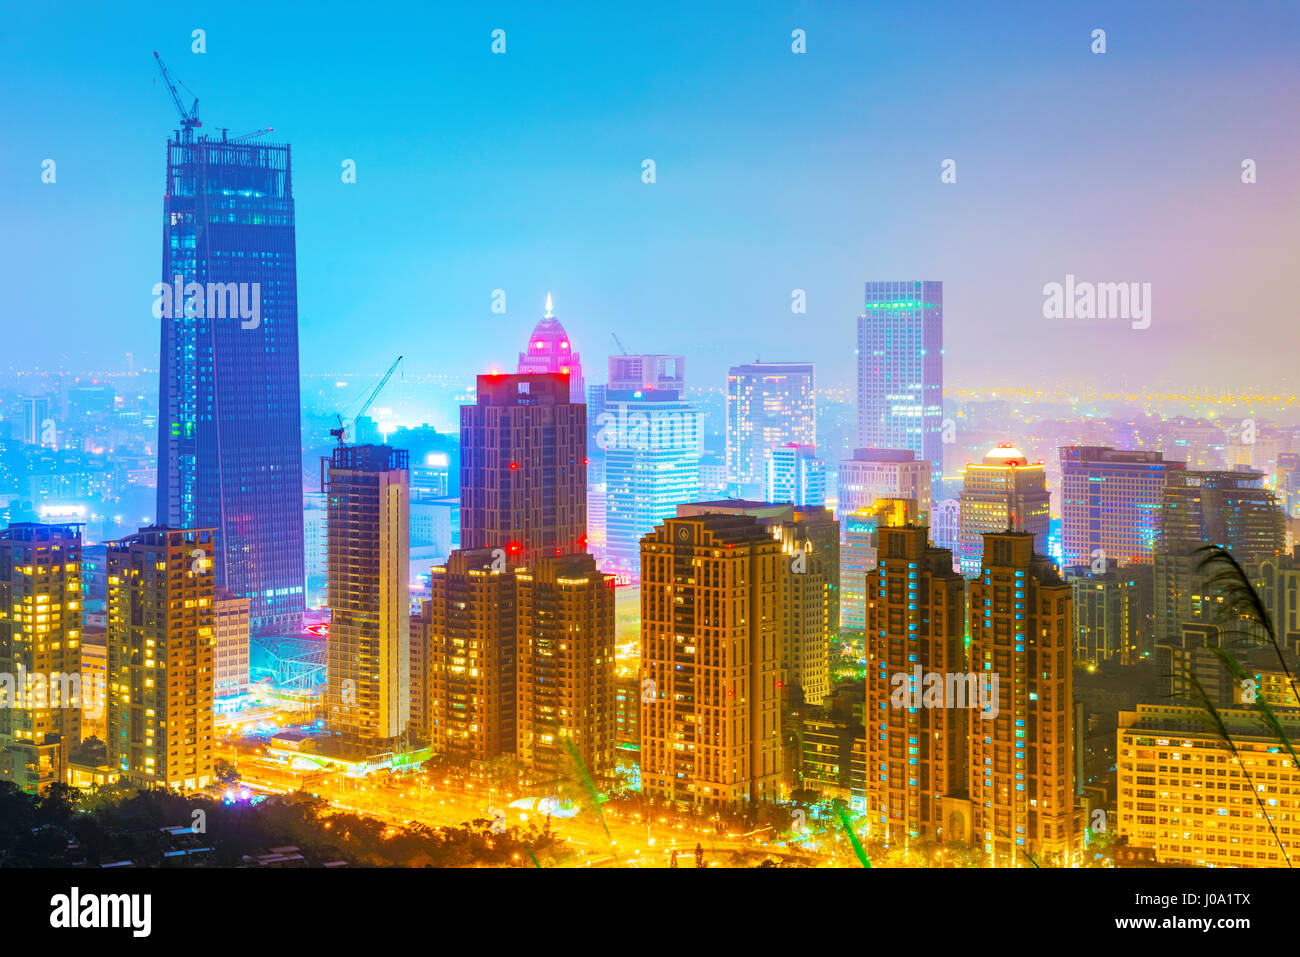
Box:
xmin=107 ymin=526 xmax=216 ymax=791
xmin=213 ymin=588 xmax=250 ymax=698
xmin=958 ymin=445 xmax=1050 ymax=576
xmin=1117 ymin=703 xmax=1300 ymax=867
xmin=841 ymin=497 xmax=919 ymax=631
xmin=0 ymin=523 xmax=84 ymax=792
xmin=967 ymin=531 xmax=1076 ymax=866
xmin=79 ymin=625 xmax=107 ymax=743
xmin=640 ymin=513 xmax=783 ymax=808
xmin=325 ymin=444 xmax=410 ymax=757
xmin=423 ymin=549 xmax=517 ymax=762
xmin=515 ymin=553 xmax=615 ymax=781
xmin=865 ymin=525 xmax=966 ymax=844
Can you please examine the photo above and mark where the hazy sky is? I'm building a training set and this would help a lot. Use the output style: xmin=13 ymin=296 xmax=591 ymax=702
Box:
xmin=4 ymin=1 xmax=1299 ymax=395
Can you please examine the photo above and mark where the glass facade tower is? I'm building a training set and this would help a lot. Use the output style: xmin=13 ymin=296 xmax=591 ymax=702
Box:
xmin=156 ymin=134 xmax=306 ymax=635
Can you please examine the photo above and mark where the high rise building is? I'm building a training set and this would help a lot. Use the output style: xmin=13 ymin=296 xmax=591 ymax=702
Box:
xmin=958 ymin=445 xmax=1050 ymax=577
xmin=726 ymin=362 xmax=815 ymax=498
xmin=857 ymin=281 xmax=943 ymax=487
xmin=837 ymin=448 xmax=932 ymax=517
xmin=640 ymin=513 xmax=783 ymax=808
xmin=516 ymin=294 xmax=585 ymax=405
xmin=1118 ymin=703 xmax=1300 ymax=867
xmin=0 ymin=523 xmax=84 ymax=792
xmin=21 ymin=395 xmax=52 ymax=447
xmin=155 ymin=135 xmax=305 ymax=636
xmin=765 ymin=443 xmax=827 ymax=507
xmin=966 ymin=532 xmax=1076 ymax=867
xmin=213 ymin=588 xmax=250 ymax=698
xmin=1153 ymin=468 xmax=1285 ymax=645
xmin=1065 ymin=563 xmax=1152 ymax=668
xmin=460 ymin=373 xmax=587 ymax=564
xmin=422 ymin=550 xmax=517 ymax=762
xmin=324 ymin=445 xmax=410 ymax=756
xmin=1059 ymin=446 xmax=1185 ymax=568
xmin=678 ymin=501 xmax=839 ymax=704
xmin=107 ymin=526 xmax=216 ymax=791
xmin=865 ymin=525 xmax=966 ymax=843
xmin=930 ymin=498 xmax=960 ymax=556
xmin=515 ymin=552 xmax=615 ymax=781
xmin=602 ymin=389 xmax=701 ymax=571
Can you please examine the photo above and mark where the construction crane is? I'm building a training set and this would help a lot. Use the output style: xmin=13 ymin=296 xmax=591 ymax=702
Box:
xmin=330 ymin=355 xmax=404 ymax=447
xmin=610 ymin=332 xmax=630 ymax=355
xmin=152 ymin=51 xmax=201 ymax=142
xmin=216 ymin=127 xmax=274 ymax=143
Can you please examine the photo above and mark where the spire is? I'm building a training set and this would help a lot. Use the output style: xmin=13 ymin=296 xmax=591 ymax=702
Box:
xmin=544 ymin=292 xmax=554 ymax=319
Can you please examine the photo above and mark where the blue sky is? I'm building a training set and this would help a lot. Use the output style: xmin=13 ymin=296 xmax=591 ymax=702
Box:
xmin=4 ymin=0 xmax=1298 ymax=397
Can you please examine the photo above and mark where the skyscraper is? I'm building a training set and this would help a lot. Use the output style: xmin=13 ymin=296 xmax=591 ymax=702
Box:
xmin=324 ymin=445 xmax=410 ymax=756
xmin=640 ymin=513 xmax=783 ymax=808
xmin=515 ymin=553 xmax=616 ymax=780
xmin=865 ymin=525 xmax=966 ymax=843
xmin=839 ymin=498 xmax=920 ymax=631
xmin=516 ymin=294 xmax=585 ymax=405
xmin=766 ymin=443 xmax=827 ymax=507
xmin=107 ymin=526 xmax=216 ymax=791
xmin=857 ymin=282 xmax=943 ymax=487
xmin=0 ymin=523 xmax=84 ymax=792
xmin=958 ymin=445 xmax=1050 ymax=576
xmin=1059 ymin=446 xmax=1185 ymax=568
xmin=461 ymin=373 xmax=587 ymax=564
xmin=726 ymin=362 xmax=815 ymax=498
xmin=607 ymin=355 xmax=685 ymax=393
xmin=967 ymin=532 xmax=1076 ymax=867
xmin=601 ymin=389 xmax=702 ymax=571
xmin=155 ymin=134 xmax=305 ymax=636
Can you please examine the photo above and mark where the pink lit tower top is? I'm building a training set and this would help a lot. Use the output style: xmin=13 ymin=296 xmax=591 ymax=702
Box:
xmin=517 ymin=293 xmax=585 ymax=404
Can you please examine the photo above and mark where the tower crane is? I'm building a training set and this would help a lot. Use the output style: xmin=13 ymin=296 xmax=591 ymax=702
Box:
xmin=610 ymin=332 xmax=630 ymax=355
xmin=331 ymin=355 xmax=404 ymax=447
xmin=152 ymin=51 xmax=201 ymax=142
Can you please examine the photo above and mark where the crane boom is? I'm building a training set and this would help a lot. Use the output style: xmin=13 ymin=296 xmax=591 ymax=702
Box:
xmin=330 ymin=355 xmax=404 ymax=447
xmin=153 ymin=51 xmax=201 ymax=141
xmin=610 ymin=332 xmax=630 ymax=355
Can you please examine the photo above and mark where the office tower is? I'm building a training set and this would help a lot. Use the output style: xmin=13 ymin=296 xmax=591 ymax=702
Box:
xmin=213 ymin=588 xmax=250 ymax=698
xmin=930 ymin=498 xmax=960 ymax=554
xmin=587 ymin=482 xmax=607 ymax=564
xmin=1260 ymin=552 xmax=1300 ymax=653
xmin=324 ymin=445 xmax=410 ymax=756
xmin=958 ymin=445 xmax=1050 ymax=576
xmin=967 ymin=532 xmax=1075 ymax=867
xmin=766 ymin=443 xmax=827 ymax=507
xmin=798 ymin=682 xmax=866 ymax=807
xmin=1155 ymin=622 xmax=1300 ymax=709
xmin=864 ymin=525 xmax=966 ymax=843
xmin=303 ymin=491 xmax=328 ymax=609
xmin=1118 ymin=703 xmax=1300 ymax=867
xmin=857 ymin=281 xmax=943 ymax=487
xmin=422 ymin=550 xmax=517 ymax=762
xmin=602 ymin=389 xmax=701 ymax=571
xmin=0 ymin=523 xmax=84 ymax=791
xmin=640 ymin=513 xmax=783 ymax=808
xmin=460 ymin=373 xmax=587 ymax=563
xmin=726 ymin=362 xmax=815 ymax=498
xmin=1065 ymin=563 xmax=1152 ymax=668
xmin=156 ymin=135 xmax=305 ymax=637
xmin=515 ymin=553 xmax=615 ymax=780
xmin=516 ymin=294 xmax=585 ymax=404
xmin=1153 ymin=468 xmax=1285 ymax=644
xmin=107 ymin=527 xmax=216 ymax=791
xmin=678 ymin=501 xmax=839 ymax=704
xmin=1276 ymin=452 xmax=1300 ymax=520
xmin=840 ymin=498 xmax=919 ymax=632
xmin=837 ymin=448 xmax=932 ymax=517
xmin=1059 ymin=446 xmax=1185 ymax=567
xmin=21 ymin=395 xmax=52 ymax=447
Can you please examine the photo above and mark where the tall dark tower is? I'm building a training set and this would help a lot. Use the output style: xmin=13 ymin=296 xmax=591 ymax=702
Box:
xmin=155 ymin=133 xmax=305 ymax=636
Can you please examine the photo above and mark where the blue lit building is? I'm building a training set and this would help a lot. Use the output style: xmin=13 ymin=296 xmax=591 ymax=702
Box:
xmin=155 ymin=134 xmax=305 ymax=635
xmin=857 ymin=281 xmax=943 ymax=488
